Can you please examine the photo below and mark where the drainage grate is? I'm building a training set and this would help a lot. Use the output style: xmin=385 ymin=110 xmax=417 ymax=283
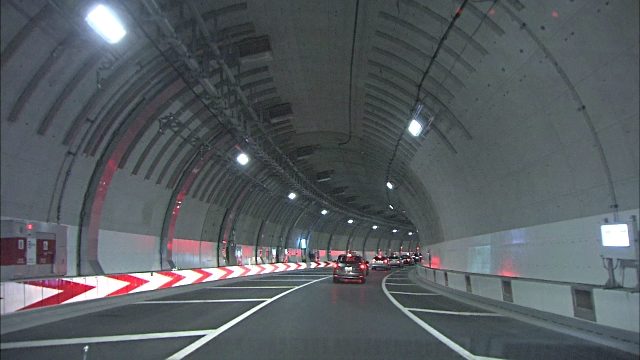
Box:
xmin=502 ymin=279 xmax=513 ymax=302
xmin=465 ymin=274 xmax=472 ymax=293
xmin=572 ymin=286 xmax=596 ymax=321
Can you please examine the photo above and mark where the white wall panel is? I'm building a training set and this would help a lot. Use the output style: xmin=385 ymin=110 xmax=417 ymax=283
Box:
xmin=98 ymin=229 xmax=160 ymax=273
xmin=427 ymin=209 xmax=639 ymax=285
xmin=511 ymin=281 xmax=573 ymax=317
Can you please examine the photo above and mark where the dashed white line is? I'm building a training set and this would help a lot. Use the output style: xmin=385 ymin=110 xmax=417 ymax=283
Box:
xmin=166 ymin=276 xmax=330 ymax=360
xmin=0 ymin=330 xmax=213 ymax=349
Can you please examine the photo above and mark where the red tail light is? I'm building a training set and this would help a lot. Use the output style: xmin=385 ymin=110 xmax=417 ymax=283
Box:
xmin=360 ymin=264 xmax=366 ymax=270
xmin=332 ymin=262 xmax=338 ymax=268
xmin=384 ymin=260 xmax=388 ymax=264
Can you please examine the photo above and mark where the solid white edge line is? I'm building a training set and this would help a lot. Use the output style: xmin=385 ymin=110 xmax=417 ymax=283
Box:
xmin=166 ymin=276 xmax=330 ymax=360
xmin=406 ymin=308 xmax=504 ymax=316
xmin=207 ymin=286 xmax=295 ymax=289
xmin=244 ymin=279 xmax=313 ymax=282
xmin=0 ymin=330 xmax=213 ymax=349
xmin=385 ymin=283 xmax=414 ymax=286
xmin=138 ymin=299 xmax=270 ymax=304
xmin=388 ymin=291 xmax=441 ymax=296
xmin=382 ymin=273 xmax=501 ymax=360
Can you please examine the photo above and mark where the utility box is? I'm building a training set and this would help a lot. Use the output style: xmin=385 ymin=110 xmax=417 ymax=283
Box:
xmin=1 ymin=220 xmax=67 ymax=281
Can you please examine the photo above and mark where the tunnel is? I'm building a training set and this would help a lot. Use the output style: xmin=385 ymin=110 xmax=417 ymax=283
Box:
xmin=0 ymin=0 xmax=638 ymax=359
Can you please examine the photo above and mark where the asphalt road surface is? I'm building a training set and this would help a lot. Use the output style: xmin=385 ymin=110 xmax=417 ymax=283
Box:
xmin=1 ymin=267 xmax=636 ymax=359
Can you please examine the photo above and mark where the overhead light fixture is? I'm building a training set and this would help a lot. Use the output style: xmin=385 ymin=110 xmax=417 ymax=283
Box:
xmin=408 ymin=232 xmax=413 ymax=236
xmin=386 ymin=181 xmax=394 ymax=190
xmin=236 ymin=153 xmax=249 ymax=165
xmin=321 ymin=209 xmax=328 ymax=215
xmin=372 ymin=225 xmax=378 ymax=230
xmin=347 ymin=219 xmax=354 ymax=224
xmin=408 ymin=119 xmax=423 ymax=137
xmin=85 ymin=4 xmax=127 ymax=44
xmin=388 ymin=204 xmax=394 ymax=210
xmin=392 ymin=229 xmax=398 ymax=233
xmin=288 ymin=192 xmax=297 ymax=200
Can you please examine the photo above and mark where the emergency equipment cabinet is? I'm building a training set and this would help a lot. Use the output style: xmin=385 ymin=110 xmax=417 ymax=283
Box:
xmin=1 ymin=220 xmax=67 ymax=281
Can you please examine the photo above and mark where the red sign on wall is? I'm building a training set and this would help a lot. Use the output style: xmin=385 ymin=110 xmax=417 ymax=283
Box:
xmin=37 ymin=239 xmax=56 ymax=264
xmin=1 ymin=237 xmax=27 ymax=265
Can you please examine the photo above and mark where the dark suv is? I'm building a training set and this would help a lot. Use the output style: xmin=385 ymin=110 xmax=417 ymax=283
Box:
xmin=333 ymin=254 xmax=368 ymax=284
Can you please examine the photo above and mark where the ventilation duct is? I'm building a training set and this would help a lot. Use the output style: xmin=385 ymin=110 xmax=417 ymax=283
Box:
xmin=316 ymin=170 xmax=334 ymax=182
xmin=236 ymin=35 xmax=273 ymax=63
xmin=296 ymin=146 xmax=315 ymax=160
xmin=265 ymin=103 xmax=293 ymax=124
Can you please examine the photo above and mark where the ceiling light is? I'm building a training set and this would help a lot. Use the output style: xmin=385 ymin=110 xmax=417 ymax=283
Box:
xmin=321 ymin=209 xmax=328 ymax=215
xmin=85 ymin=4 xmax=127 ymax=44
xmin=388 ymin=204 xmax=394 ymax=210
xmin=392 ymin=229 xmax=398 ymax=233
xmin=386 ymin=181 xmax=394 ymax=190
xmin=372 ymin=225 xmax=378 ymax=230
xmin=408 ymin=119 xmax=423 ymax=137
xmin=236 ymin=153 xmax=249 ymax=165
xmin=288 ymin=192 xmax=297 ymax=200
xmin=347 ymin=219 xmax=354 ymax=224
xmin=408 ymin=232 xmax=413 ymax=236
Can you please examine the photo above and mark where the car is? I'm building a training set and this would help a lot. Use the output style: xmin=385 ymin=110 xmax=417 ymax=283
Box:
xmin=369 ymin=255 xmax=391 ymax=271
xmin=333 ymin=254 xmax=368 ymax=283
xmin=387 ymin=254 xmax=404 ymax=268
xmin=412 ymin=252 xmax=423 ymax=263
xmin=401 ymin=254 xmax=415 ymax=266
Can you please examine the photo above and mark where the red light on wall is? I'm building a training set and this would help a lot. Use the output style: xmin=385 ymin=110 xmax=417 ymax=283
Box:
xmin=26 ymin=223 xmax=34 ymax=231
xmin=551 ymin=10 xmax=559 ymax=18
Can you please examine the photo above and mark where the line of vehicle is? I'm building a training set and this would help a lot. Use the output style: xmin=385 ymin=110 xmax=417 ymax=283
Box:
xmin=0 ymin=330 xmax=213 ymax=349
xmin=382 ymin=273 xmax=506 ymax=360
xmin=138 ymin=299 xmax=271 ymax=304
xmin=166 ymin=276 xmax=331 ymax=360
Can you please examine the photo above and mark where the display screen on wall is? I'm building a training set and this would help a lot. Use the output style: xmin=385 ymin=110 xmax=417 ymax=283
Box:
xmin=600 ymin=223 xmax=631 ymax=247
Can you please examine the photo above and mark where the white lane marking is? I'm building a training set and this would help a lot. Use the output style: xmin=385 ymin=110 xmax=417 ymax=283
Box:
xmin=270 ymin=274 xmax=328 ymax=277
xmin=207 ymin=286 xmax=295 ymax=289
xmin=388 ymin=291 xmax=441 ymax=296
xmin=385 ymin=283 xmax=415 ymax=286
xmin=244 ymin=279 xmax=315 ymax=282
xmin=166 ymin=276 xmax=330 ymax=360
xmin=0 ymin=330 xmax=213 ymax=349
xmin=382 ymin=273 xmax=506 ymax=360
xmin=407 ymin=308 xmax=504 ymax=317
xmin=138 ymin=299 xmax=270 ymax=304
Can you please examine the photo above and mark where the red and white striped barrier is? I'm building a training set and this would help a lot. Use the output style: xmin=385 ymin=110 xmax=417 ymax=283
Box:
xmin=0 ymin=262 xmax=333 ymax=315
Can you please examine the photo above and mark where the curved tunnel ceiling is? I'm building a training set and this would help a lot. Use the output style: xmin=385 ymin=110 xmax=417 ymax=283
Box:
xmin=1 ymin=0 xmax=638 ymax=250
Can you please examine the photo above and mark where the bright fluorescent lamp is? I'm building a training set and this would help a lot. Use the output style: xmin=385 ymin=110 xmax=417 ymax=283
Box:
xmin=287 ymin=192 xmax=297 ymax=200
xmin=347 ymin=219 xmax=354 ymax=224
xmin=388 ymin=204 xmax=394 ymax=210
xmin=600 ymin=223 xmax=630 ymax=247
xmin=321 ymin=209 xmax=328 ymax=215
xmin=85 ymin=4 xmax=127 ymax=44
xmin=300 ymin=238 xmax=307 ymax=249
xmin=386 ymin=181 xmax=395 ymax=190
xmin=392 ymin=229 xmax=398 ymax=233
xmin=408 ymin=231 xmax=413 ymax=236
xmin=236 ymin=153 xmax=249 ymax=165
xmin=372 ymin=225 xmax=378 ymax=230
xmin=408 ymin=119 xmax=423 ymax=137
